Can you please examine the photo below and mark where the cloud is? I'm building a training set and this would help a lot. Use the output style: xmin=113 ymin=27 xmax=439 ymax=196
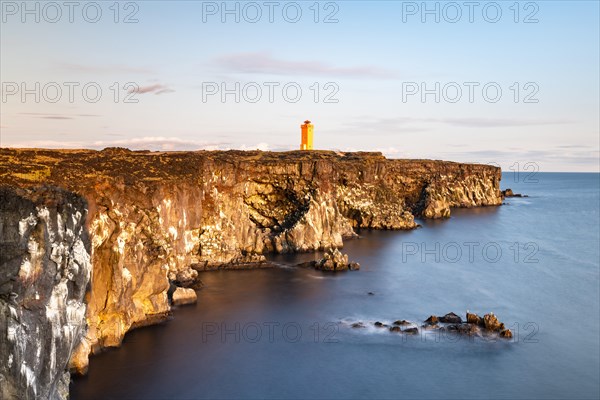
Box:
xmin=214 ymin=52 xmax=395 ymax=79
xmin=128 ymin=84 xmax=174 ymax=95
xmin=18 ymin=112 xmax=101 ymax=120
xmin=58 ymin=63 xmax=153 ymax=75
xmin=91 ymin=136 xmax=226 ymax=151
xmin=342 ymin=116 xmax=574 ymax=131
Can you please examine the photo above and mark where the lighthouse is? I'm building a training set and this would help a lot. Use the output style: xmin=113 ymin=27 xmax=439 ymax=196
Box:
xmin=300 ymin=120 xmax=313 ymax=150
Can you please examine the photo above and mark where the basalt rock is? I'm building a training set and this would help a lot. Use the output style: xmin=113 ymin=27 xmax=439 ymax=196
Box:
xmin=439 ymin=312 xmax=463 ymax=324
xmin=0 ymin=149 xmax=502 ymax=397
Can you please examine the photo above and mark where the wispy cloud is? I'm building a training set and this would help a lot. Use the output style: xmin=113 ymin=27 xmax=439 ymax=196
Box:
xmin=6 ymin=137 xmax=229 ymax=151
xmin=128 ymin=84 xmax=174 ymax=95
xmin=58 ymin=63 xmax=153 ymax=75
xmin=18 ymin=112 xmax=101 ymax=120
xmin=214 ymin=52 xmax=395 ymax=79
xmin=343 ymin=116 xmax=574 ymax=131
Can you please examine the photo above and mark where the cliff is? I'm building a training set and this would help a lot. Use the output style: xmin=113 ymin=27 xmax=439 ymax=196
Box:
xmin=0 ymin=148 xmax=502 ymax=399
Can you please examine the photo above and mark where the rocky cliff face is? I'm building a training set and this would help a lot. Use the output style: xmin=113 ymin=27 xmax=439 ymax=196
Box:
xmin=0 ymin=148 xmax=502 ymax=398
xmin=0 ymin=186 xmax=91 ymax=399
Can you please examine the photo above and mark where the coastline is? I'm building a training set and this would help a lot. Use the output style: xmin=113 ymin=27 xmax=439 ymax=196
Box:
xmin=0 ymin=148 xmax=502 ymax=399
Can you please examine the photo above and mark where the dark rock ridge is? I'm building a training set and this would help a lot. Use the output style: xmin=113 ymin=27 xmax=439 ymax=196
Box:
xmin=350 ymin=312 xmax=512 ymax=339
xmin=0 ymin=148 xmax=502 ymax=398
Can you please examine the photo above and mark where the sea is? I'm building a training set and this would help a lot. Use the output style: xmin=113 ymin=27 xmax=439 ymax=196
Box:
xmin=71 ymin=173 xmax=600 ymax=399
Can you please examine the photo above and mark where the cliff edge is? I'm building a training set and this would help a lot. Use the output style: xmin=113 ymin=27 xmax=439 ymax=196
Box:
xmin=0 ymin=148 xmax=501 ymax=399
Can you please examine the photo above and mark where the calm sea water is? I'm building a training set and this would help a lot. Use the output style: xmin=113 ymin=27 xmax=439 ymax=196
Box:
xmin=71 ymin=173 xmax=600 ymax=399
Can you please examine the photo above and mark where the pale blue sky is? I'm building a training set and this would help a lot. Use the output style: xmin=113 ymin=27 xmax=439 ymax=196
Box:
xmin=1 ymin=1 xmax=598 ymax=171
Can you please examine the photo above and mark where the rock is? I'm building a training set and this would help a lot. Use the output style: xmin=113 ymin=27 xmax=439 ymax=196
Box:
xmin=439 ymin=312 xmax=462 ymax=324
xmin=483 ymin=313 xmax=503 ymax=331
xmin=393 ymin=320 xmax=411 ymax=326
xmin=403 ymin=327 xmax=419 ymax=335
xmin=0 ymin=187 xmax=92 ymax=400
xmin=457 ymin=323 xmax=479 ymax=335
xmin=502 ymin=189 xmax=526 ymax=198
xmin=351 ymin=322 xmax=366 ymax=329
xmin=424 ymin=315 xmax=439 ymax=324
xmin=175 ymin=268 xmax=199 ymax=287
xmin=172 ymin=287 xmax=197 ymax=306
xmin=466 ymin=312 xmax=484 ymax=326
xmin=367 ymin=292 xmax=375 ymax=296
xmin=500 ymin=329 xmax=513 ymax=339
xmin=389 ymin=326 xmax=402 ymax=333
xmin=314 ymin=248 xmax=358 ymax=272
xmin=374 ymin=321 xmax=388 ymax=328
xmin=421 ymin=323 xmax=440 ymax=331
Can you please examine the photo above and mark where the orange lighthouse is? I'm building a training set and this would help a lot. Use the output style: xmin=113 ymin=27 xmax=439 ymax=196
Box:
xmin=300 ymin=120 xmax=314 ymax=150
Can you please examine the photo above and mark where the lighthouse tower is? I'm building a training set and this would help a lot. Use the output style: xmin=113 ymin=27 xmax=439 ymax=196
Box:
xmin=300 ymin=120 xmax=313 ymax=150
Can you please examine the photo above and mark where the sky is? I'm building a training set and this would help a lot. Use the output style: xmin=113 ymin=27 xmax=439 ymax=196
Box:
xmin=1 ymin=0 xmax=599 ymax=171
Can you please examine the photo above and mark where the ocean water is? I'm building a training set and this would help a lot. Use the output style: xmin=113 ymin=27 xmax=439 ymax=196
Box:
xmin=71 ymin=173 xmax=600 ymax=399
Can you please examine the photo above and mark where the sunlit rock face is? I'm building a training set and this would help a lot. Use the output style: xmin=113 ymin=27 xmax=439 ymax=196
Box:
xmin=0 ymin=187 xmax=91 ymax=400
xmin=0 ymin=148 xmax=502 ymax=388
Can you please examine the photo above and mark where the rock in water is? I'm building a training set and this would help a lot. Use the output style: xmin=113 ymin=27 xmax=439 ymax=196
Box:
xmin=439 ymin=312 xmax=463 ymax=323
xmin=500 ymin=329 xmax=513 ymax=339
xmin=466 ymin=312 xmax=484 ymax=326
xmin=172 ymin=287 xmax=197 ymax=306
xmin=483 ymin=313 xmax=503 ymax=331
xmin=314 ymin=248 xmax=358 ymax=271
xmin=424 ymin=315 xmax=439 ymax=324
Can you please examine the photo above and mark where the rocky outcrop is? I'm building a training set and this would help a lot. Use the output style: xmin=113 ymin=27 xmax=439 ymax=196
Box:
xmin=0 ymin=148 xmax=502 ymax=396
xmin=301 ymin=248 xmax=360 ymax=271
xmin=347 ymin=311 xmax=512 ymax=339
xmin=0 ymin=187 xmax=91 ymax=399
xmin=171 ymin=287 xmax=197 ymax=306
xmin=502 ymin=188 xmax=528 ymax=198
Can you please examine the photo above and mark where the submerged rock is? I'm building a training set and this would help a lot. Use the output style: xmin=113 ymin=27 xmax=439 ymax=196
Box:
xmin=500 ymin=329 xmax=513 ymax=339
xmin=172 ymin=287 xmax=197 ymax=306
xmin=393 ymin=320 xmax=411 ymax=326
xmin=351 ymin=322 xmax=366 ymax=329
xmin=403 ymin=327 xmax=419 ymax=335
